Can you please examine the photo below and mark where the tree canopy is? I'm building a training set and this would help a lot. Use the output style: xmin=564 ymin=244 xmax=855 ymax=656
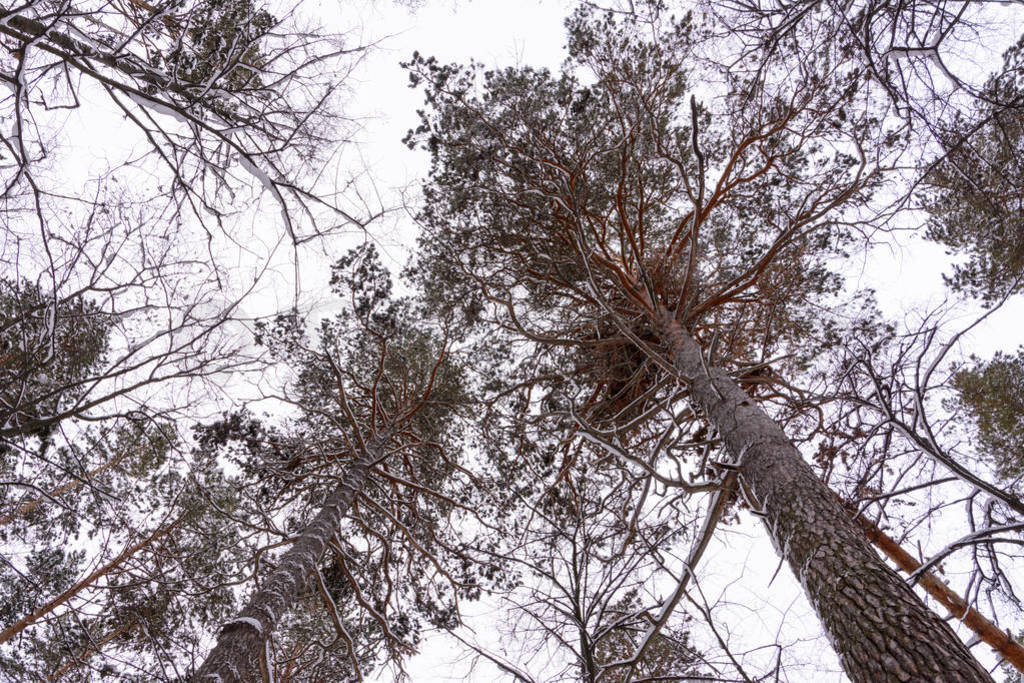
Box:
xmin=1 ymin=0 xmax=1023 ymax=680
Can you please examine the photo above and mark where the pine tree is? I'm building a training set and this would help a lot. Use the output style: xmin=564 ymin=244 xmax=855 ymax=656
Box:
xmin=952 ymin=348 xmax=1024 ymax=483
xmin=405 ymin=7 xmax=993 ymax=680
xmin=194 ymin=245 xmax=483 ymax=681
xmin=921 ymin=36 xmax=1024 ymax=303
xmin=0 ymin=278 xmax=110 ymax=446
xmin=0 ymin=419 xmax=244 ymax=679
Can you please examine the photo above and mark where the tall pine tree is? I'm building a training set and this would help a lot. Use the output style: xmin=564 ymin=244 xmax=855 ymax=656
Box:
xmin=405 ymin=7 xmax=992 ymax=680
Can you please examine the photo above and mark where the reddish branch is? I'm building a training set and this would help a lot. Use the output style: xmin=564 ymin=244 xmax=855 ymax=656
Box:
xmin=0 ymin=449 xmax=136 ymax=528
xmin=0 ymin=517 xmax=182 ymax=645
xmin=850 ymin=506 xmax=1024 ymax=673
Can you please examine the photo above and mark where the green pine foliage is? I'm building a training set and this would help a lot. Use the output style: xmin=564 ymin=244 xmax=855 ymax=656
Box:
xmin=922 ymin=38 xmax=1024 ymax=303
xmin=0 ymin=278 xmax=110 ymax=448
xmin=159 ymin=0 xmax=277 ymax=93
xmin=953 ymin=348 xmax=1024 ymax=482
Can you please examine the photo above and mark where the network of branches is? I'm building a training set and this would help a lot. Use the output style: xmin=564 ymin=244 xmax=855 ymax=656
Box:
xmin=1 ymin=0 xmax=1023 ymax=681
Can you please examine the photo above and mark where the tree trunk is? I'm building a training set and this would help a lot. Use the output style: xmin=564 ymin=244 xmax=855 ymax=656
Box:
xmin=0 ymin=9 xmax=222 ymax=113
xmin=0 ymin=449 xmax=135 ymax=527
xmin=193 ymin=437 xmax=383 ymax=682
xmin=0 ymin=517 xmax=180 ymax=645
xmin=851 ymin=505 xmax=1024 ymax=675
xmin=655 ymin=308 xmax=993 ymax=682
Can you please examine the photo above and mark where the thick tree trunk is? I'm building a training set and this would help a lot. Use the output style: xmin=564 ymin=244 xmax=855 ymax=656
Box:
xmin=193 ymin=437 xmax=382 ymax=682
xmin=851 ymin=506 xmax=1024 ymax=674
xmin=655 ymin=309 xmax=992 ymax=682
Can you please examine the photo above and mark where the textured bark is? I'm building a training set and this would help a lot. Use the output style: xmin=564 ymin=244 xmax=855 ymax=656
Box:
xmin=852 ymin=507 xmax=1024 ymax=674
xmin=193 ymin=438 xmax=381 ymax=682
xmin=655 ymin=309 xmax=993 ymax=683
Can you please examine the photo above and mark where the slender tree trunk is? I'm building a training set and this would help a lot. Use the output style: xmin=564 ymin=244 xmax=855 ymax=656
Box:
xmin=0 ymin=449 xmax=134 ymax=527
xmin=0 ymin=9 xmax=207 ymax=106
xmin=48 ymin=618 xmax=138 ymax=681
xmin=655 ymin=308 xmax=992 ymax=682
xmin=0 ymin=517 xmax=179 ymax=645
xmin=851 ymin=505 xmax=1024 ymax=674
xmin=193 ymin=436 xmax=383 ymax=682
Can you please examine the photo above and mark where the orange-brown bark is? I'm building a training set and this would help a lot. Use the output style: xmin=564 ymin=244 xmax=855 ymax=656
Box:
xmin=852 ymin=508 xmax=1024 ymax=673
xmin=0 ymin=518 xmax=180 ymax=645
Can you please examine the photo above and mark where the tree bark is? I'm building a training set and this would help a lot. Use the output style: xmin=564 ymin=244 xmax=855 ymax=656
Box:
xmin=851 ymin=506 xmax=1024 ymax=675
xmin=192 ymin=437 xmax=383 ymax=682
xmin=655 ymin=308 xmax=993 ymax=683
